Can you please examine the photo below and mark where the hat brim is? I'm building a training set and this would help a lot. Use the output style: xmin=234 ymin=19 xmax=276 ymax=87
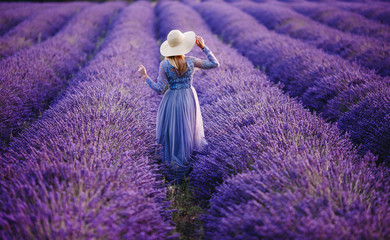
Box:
xmin=160 ymin=31 xmax=196 ymax=57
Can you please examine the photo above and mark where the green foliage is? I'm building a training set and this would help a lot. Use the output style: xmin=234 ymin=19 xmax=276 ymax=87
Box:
xmin=166 ymin=177 xmax=206 ymax=240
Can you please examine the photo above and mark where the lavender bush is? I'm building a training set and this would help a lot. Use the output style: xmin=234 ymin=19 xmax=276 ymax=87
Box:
xmin=232 ymin=1 xmax=390 ymax=76
xmin=0 ymin=2 xmax=92 ymax=59
xmin=338 ymin=88 xmax=390 ymax=165
xmin=0 ymin=2 xmax=37 ymax=11
xmin=335 ymin=1 xmax=390 ymax=26
xmin=321 ymin=75 xmax=390 ymax=164
xmin=1 ymin=0 xmax=388 ymax=238
xmin=224 ymin=0 xmax=251 ymax=2
xmin=158 ymin=0 xmax=274 ymax=181
xmin=324 ymin=78 xmax=390 ymax=121
xmin=198 ymin=1 xmax=376 ymax=106
xmin=193 ymin=1 xmax=390 ymax=164
xmin=231 ymin=1 xmax=390 ymax=164
xmin=0 ymin=3 xmax=58 ymax=36
xmin=199 ymin=89 xmax=390 ymax=238
xmin=158 ymin=0 xmax=269 ymax=106
xmin=284 ymin=1 xmax=390 ymax=42
xmin=157 ymin=0 xmax=272 ymax=200
xmin=205 ymin=149 xmax=389 ymax=239
xmin=0 ymin=2 xmax=124 ymax=148
xmin=157 ymin=1 xmax=390 ymax=239
xmin=1 ymin=2 xmax=177 ymax=239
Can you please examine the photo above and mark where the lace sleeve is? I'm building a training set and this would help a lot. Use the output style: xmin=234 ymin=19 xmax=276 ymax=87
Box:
xmin=193 ymin=45 xmax=220 ymax=69
xmin=145 ymin=60 xmax=168 ymax=94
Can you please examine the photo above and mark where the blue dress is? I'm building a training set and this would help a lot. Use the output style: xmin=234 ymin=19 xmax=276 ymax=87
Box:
xmin=145 ymin=45 xmax=220 ymax=181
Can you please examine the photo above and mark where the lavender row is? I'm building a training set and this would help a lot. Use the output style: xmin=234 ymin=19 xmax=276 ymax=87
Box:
xmin=335 ymin=1 xmax=390 ymax=26
xmin=238 ymin=0 xmax=390 ymax=163
xmin=0 ymin=2 xmax=92 ymax=59
xmin=229 ymin=1 xmax=387 ymax=114
xmin=206 ymin=0 xmax=377 ymax=107
xmin=158 ymin=1 xmax=390 ymax=238
xmin=233 ymin=1 xmax=390 ymax=77
xmin=1 ymin=1 xmax=177 ymax=239
xmin=198 ymin=88 xmax=390 ymax=239
xmin=285 ymin=1 xmax=390 ymax=42
xmin=156 ymin=0 xmax=273 ymax=199
xmin=0 ymin=2 xmax=32 ymax=11
xmin=196 ymin=1 xmax=390 ymax=164
xmin=0 ymin=2 xmax=124 ymax=148
xmin=204 ymin=139 xmax=389 ymax=239
xmin=0 ymin=3 xmax=59 ymax=36
xmin=156 ymin=2 xmax=273 ymax=112
xmin=0 ymin=2 xmax=39 ymax=12
xmin=165 ymin=0 xmax=384 ymax=199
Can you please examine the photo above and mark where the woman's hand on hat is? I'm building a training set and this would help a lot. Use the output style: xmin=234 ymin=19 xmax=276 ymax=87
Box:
xmin=138 ymin=65 xmax=148 ymax=79
xmin=195 ymin=35 xmax=205 ymax=49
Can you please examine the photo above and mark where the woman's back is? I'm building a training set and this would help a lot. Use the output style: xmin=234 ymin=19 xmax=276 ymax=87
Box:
xmin=164 ymin=57 xmax=195 ymax=90
xmin=159 ymin=47 xmax=220 ymax=92
xmin=139 ymin=31 xmax=219 ymax=182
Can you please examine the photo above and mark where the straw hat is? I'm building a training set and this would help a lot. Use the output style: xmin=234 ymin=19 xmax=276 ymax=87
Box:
xmin=160 ymin=29 xmax=196 ymax=57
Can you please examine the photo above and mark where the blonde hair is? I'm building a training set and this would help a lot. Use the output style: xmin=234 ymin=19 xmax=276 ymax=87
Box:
xmin=167 ymin=55 xmax=187 ymax=75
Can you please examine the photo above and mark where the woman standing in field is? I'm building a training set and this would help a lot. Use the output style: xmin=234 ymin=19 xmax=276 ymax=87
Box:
xmin=138 ymin=29 xmax=220 ymax=182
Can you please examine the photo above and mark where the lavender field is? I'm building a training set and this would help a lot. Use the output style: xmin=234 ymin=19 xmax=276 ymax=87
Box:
xmin=0 ymin=0 xmax=389 ymax=239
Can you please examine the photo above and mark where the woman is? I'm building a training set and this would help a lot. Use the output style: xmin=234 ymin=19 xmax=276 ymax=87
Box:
xmin=138 ymin=29 xmax=220 ymax=182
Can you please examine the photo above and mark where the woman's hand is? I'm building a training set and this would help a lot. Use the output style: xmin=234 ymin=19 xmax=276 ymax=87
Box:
xmin=196 ymin=35 xmax=205 ymax=49
xmin=138 ymin=65 xmax=148 ymax=79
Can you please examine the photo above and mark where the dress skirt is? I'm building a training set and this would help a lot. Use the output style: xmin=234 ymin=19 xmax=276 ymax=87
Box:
xmin=156 ymin=85 xmax=208 ymax=180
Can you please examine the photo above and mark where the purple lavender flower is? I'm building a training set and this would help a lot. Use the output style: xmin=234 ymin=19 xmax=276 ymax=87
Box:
xmin=232 ymin=1 xmax=390 ymax=77
xmin=338 ymin=87 xmax=390 ymax=165
xmin=192 ymin=0 xmax=390 ymax=165
xmin=1 ymin=1 xmax=388 ymax=239
xmin=287 ymin=1 xmax=390 ymax=41
xmin=203 ymin=142 xmax=390 ymax=239
xmin=162 ymin=1 xmax=390 ymax=238
xmin=228 ymin=1 xmax=390 ymax=164
xmin=0 ymin=2 xmax=36 ymax=12
xmin=0 ymin=2 xmax=124 ymax=148
xmin=0 ymin=2 xmax=92 ymax=59
xmin=324 ymin=78 xmax=390 ymax=121
xmin=335 ymin=1 xmax=390 ymax=26
xmin=0 ymin=3 xmax=59 ymax=36
xmin=1 ymin=2 xmax=177 ymax=239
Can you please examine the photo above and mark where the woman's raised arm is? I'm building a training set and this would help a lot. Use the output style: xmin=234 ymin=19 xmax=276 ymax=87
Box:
xmin=193 ymin=35 xmax=220 ymax=69
xmin=192 ymin=45 xmax=220 ymax=69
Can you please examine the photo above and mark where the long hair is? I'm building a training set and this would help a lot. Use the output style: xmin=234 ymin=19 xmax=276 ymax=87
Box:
xmin=167 ymin=55 xmax=187 ymax=75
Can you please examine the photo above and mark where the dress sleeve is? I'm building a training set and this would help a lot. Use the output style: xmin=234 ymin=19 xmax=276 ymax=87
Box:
xmin=145 ymin=60 xmax=168 ymax=94
xmin=193 ymin=45 xmax=220 ymax=69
